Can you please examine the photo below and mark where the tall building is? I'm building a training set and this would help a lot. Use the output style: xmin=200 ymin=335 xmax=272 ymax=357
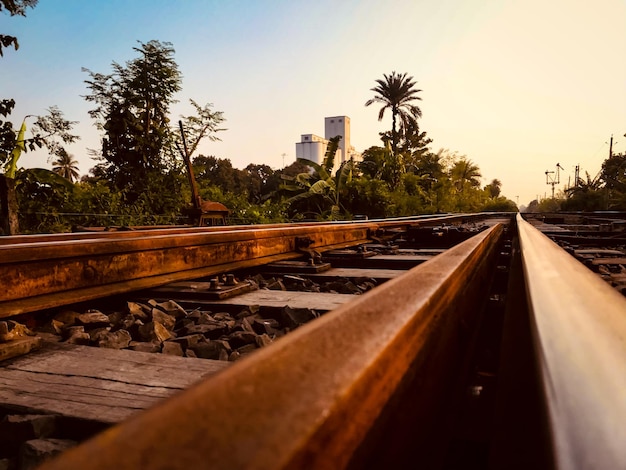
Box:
xmin=295 ymin=116 xmax=361 ymax=172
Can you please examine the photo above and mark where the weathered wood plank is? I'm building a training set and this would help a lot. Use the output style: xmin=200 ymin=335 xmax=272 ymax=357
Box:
xmin=0 ymin=342 xmax=229 ymax=423
xmin=0 ymin=337 xmax=43 ymax=361
xmin=205 ymin=290 xmax=356 ymax=311
xmin=398 ymin=248 xmax=447 ymax=255
xmin=327 ymin=254 xmax=433 ymax=269
xmin=591 ymin=257 xmax=626 ymax=265
xmin=7 ymin=342 xmax=227 ymax=387
xmin=574 ymin=249 xmax=624 ymax=256
xmin=304 ymin=267 xmax=407 ymax=281
xmin=0 ymin=370 xmax=162 ymax=417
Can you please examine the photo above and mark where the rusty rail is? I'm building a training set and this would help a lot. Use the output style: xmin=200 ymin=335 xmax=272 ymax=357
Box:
xmin=0 ymin=213 xmax=468 ymax=245
xmin=39 ymin=223 xmax=504 ymax=470
xmin=515 ymin=214 xmax=626 ymax=469
xmin=0 ymin=214 xmax=494 ymax=317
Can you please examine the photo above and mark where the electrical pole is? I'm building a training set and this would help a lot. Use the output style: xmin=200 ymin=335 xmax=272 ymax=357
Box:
xmin=610 ymin=135 xmax=613 ymax=158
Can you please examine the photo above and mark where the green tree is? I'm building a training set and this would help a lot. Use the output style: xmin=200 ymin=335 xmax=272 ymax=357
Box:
xmin=484 ymin=178 xmax=502 ymax=198
xmin=600 ymin=153 xmax=626 ymax=209
xmin=169 ymin=99 xmax=226 ymax=185
xmin=365 ymin=71 xmax=422 ymax=155
xmin=601 ymin=154 xmax=626 ymax=192
xmin=381 ymin=119 xmax=433 ymax=168
xmin=358 ymin=138 xmax=404 ymax=190
xmin=562 ymin=171 xmax=606 ymax=211
xmin=279 ymin=160 xmax=312 ymax=179
xmin=14 ymin=167 xmax=75 ymax=233
xmin=243 ymin=163 xmax=277 ymax=203
xmin=192 ymin=155 xmax=245 ymax=194
xmin=345 ymin=178 xmax=392 ymax=218
xmin=171 ymin=100 xmax=226 ymax=162
xmin=480 ymin=197 xmax=518 ymax=212
xmin=450 ymin=158 xmax=482 ymax=194
xmin=83 ymin=40 xmax=182 ymax=203
xmin=359 ymin=145 xmax=387 ymax=180
xmin=52 ymin=149 xmax=80 ymax=182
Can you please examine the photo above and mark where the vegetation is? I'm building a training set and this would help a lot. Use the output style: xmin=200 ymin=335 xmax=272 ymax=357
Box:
xmin=282 ymin=136 xmax=355 ymax=220
xmin=365 ymin=71 xmax=422 ymax=155
xmin=52 ymin=149 xmax=80 ymax=182
xmin=1 ymin=1 xmax=79 ymax=233
xmin=3 ymin=24 xmax=524 ymax=233
xmin=83 ymin=40 xmax=183 ymax=205
xmin=525 ymin=153 xmax=626 ymax=213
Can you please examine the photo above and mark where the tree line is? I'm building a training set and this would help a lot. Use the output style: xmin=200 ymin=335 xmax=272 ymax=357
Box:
xmin=525 ymin=152 xmax=626 ymax=213
xmin=1 ymin=3 xmax=517 ymax=234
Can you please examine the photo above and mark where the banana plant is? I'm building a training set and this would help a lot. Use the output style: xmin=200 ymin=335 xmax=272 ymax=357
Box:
xmin=4 ymin=119 xmax=26 ymax=179
xmin=281 ymin=137 xmax=354 ymax=219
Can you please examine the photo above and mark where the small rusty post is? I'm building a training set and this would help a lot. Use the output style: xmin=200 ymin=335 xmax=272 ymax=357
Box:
xmin=177 ymin=121 xmax=203 ymax=214
xmin=0 ymin=175 xmax=19 ymax=235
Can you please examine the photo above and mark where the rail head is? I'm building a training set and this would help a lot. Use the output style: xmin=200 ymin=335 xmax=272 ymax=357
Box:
xmin=0 ymin=213 xmax=506 ymax=247
xmin=517 ymin=213 xmax=626 ymax=469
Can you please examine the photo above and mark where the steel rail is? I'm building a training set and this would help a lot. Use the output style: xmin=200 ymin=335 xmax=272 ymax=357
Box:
xmin=0 ymin=214 xmax=495 ymax=317
xmin=0 ymin=224 xmax=369 ymax=317
xmin=38 ymin=223 xmax=504 ymax=470
xmin=517 ymin=214 xmax=626 ymax=469
xmin=0 ymin=213 xmax=469 ymax=245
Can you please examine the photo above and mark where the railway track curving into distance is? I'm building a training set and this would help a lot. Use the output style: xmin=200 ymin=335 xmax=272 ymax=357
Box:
xmin=0 ymin=212 xmax=624 ymax=469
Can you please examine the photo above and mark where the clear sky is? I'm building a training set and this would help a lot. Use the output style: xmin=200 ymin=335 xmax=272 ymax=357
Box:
xmin=2 ymin=0 xmax=625 ymax=207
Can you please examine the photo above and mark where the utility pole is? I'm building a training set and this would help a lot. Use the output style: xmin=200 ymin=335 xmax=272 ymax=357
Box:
xmin=610 ymin=135 xmax=613 ymax=158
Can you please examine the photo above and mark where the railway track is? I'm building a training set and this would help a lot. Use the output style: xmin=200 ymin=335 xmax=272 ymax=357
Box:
xmin=0 ymin=213 xmax=623 ymax=469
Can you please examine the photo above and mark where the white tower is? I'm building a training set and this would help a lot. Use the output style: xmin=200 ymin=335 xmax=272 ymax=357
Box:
xmin=324 ymin=116 xmax=350 ymax=166
xmin=296 ymin=116 xmax=361 ymax=172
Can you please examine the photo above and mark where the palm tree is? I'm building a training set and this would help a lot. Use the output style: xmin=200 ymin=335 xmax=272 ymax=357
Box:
xmin=485 ymin=178 xmax=502 ymax=198
xmin=52 ymin=149 xmax=80 ymax=182
xmin=365 ymin=71 xmax=422 ymax=155
xmin=450 ymin=158 xmax=482 ymax=193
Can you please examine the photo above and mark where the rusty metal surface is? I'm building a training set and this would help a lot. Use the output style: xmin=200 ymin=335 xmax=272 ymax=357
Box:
xmin=0 ymin=225 xmax=370 ymax=316
xmin=0 ymin=214 xmax=501 ymax=317
xmin=0 ymin=213 xmax=491 ymax=245
xmin=38 ymin=223 xmax=504 ymax=470
xmin=517 ymin=214 xmax=626 ymax=469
